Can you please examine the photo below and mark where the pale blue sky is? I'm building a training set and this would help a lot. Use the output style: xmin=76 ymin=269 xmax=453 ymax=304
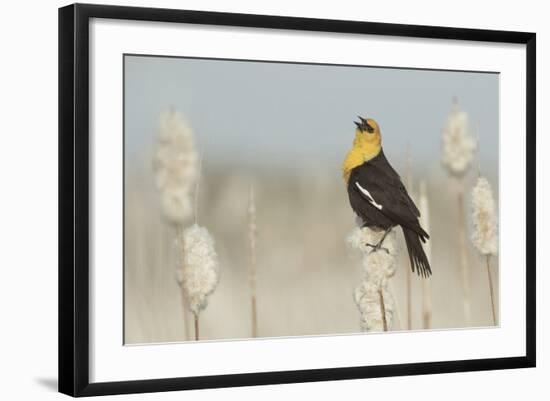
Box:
xmin=124 ymin=55 xmax=499 ymax=176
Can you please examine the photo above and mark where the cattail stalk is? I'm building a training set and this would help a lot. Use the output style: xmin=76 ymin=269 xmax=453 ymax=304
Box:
xmin=471 ymin=176 xmax=498 ymax=325
xmin=349 ymin=227 xmax=397 ymax=332
xmin=177 ymin=159 xmax=221 ymax=341
xmin=419 ymin=181 xmax=433 ymax=329
xmin=180 ymin=292 xmax=191 ymax=341
xmin=486 ymin=256 xmax=496 ymax=325
xmin=153 ymin=109 xmax=199 ymax=341
xmin=441 ymin=98 xmax=476 ymax=325
xmin=378 ymin=290 xmax=388 ymax=331
xmin=248 ymin=186 xmax=258 ymax=338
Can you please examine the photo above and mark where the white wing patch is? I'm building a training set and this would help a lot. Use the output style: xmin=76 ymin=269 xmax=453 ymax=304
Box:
xmin=355 ymin=182 xmax=383 ymax=210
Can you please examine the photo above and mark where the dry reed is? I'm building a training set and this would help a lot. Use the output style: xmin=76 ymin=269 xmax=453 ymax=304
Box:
xmin=153 ymin=109 xmax=199 ymax=340
xmin=441 ymin=98 xmax=476 ymax=325
xmin=471 ymin=176 xmax=498 ymax=325
xmin=248 ymin=186 xmax=259 ymax=337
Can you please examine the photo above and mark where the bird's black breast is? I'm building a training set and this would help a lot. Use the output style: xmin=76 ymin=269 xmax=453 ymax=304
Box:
xmin=347 ymin=150 xmax=420 ymax=230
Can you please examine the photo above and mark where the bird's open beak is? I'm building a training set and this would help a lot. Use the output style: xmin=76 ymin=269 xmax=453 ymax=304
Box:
xmin=354 ymin=121 xmax=362 ymax=129
xmin=358 ymin=116 xmax=374 ymax=133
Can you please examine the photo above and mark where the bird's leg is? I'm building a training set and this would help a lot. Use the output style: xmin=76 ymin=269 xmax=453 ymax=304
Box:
xmin=378 ymin=227 xmax=392 ymax=247
xmin=365 ymin=228 xmax=392 ymax=254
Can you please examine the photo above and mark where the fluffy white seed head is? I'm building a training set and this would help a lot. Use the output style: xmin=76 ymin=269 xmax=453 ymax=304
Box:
xmin=441 ymin=99 xmax=476 ymax=176
xmin=348 ymin=227 xmax=397 ymax=331
xmin=176 ymin=224 xmax=220 ymax=315
xmin=346 ymin=226 xmax=365 ymax=252
xmin=347 ymin=227 xmax=398 ymax=255
xmin=471 ymin=177 xmax=498 ymax=255
xmin=354 ymin=283 xmax=395 ymax=332
xmin=153 ymin=109 xmax=199 ymax=224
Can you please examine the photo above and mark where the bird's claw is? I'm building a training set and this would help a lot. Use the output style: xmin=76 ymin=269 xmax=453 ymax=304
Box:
xmin=364 ymin=242 xmax=390 ymax=254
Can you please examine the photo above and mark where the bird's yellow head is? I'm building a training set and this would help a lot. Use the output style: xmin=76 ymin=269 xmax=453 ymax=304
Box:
xmin=353 ymin=116 xmax=382 ymax=148
xmin=342 ymin=116 xmax=382 ymax=182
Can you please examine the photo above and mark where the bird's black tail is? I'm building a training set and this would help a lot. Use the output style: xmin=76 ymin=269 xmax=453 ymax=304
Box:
xmin=403 ymin=227 xmax=432 ymax=277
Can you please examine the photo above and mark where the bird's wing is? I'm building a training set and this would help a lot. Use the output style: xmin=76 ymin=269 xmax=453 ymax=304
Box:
xmin=350 ymin=151 xmax=426 ymax=237
xmin=373 ymin=151 xmax=419 ymax=217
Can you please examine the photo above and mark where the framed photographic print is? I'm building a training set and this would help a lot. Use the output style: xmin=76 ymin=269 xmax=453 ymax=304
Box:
xmin=58 ymin=3 xmax=536 ymax=397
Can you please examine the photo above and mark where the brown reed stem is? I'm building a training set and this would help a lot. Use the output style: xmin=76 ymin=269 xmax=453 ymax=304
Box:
xmin=379 ymin=289 xmax=388 ymax=332
xmin=486 ymin=255 xmax=497 ymax=325
xmin=180 ymin=289 xmax=191 ymax=341
xmin=457 ymin=186 xmax=471 ymax=325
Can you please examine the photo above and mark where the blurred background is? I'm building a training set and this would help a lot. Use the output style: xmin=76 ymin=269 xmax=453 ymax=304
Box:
xmin=124 ymin=55 xmax=499 ymax=344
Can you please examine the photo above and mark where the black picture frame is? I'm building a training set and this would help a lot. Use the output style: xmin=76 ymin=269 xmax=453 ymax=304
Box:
xmin=58 ymin=3 xmax=536 ymax=397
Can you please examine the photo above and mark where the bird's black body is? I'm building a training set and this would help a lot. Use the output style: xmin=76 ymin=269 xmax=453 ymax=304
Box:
xmin=347 ymin=149 xmax=432 ymax=277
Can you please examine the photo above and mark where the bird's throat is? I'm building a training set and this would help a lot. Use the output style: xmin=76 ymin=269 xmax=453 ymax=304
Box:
xmin=342 ymin=143 xmax=381 ymax=183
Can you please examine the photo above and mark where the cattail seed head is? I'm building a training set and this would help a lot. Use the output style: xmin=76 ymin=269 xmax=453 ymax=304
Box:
xmin=153 ymin=109 xmax=199 ymax=224
xmin=354 ymin=283 xmax=395 ymax=332
xmin=441 ymin=99 xmax=476 ymax=176
xmin=176 ymin=224 xmax=220 ymax=315
xmin=348 ymin=227 xmax=397 ymax=331
xmin=471 ymin=177 xmax=498 ymax=255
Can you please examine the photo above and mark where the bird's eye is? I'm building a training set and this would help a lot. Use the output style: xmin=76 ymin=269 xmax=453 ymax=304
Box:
xmin=365 ymin=123 xmax=375 ymax=133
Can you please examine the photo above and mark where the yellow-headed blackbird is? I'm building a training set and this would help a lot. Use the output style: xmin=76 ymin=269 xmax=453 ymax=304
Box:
xmin=343 ymin=116 xmax=431 ymax=277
